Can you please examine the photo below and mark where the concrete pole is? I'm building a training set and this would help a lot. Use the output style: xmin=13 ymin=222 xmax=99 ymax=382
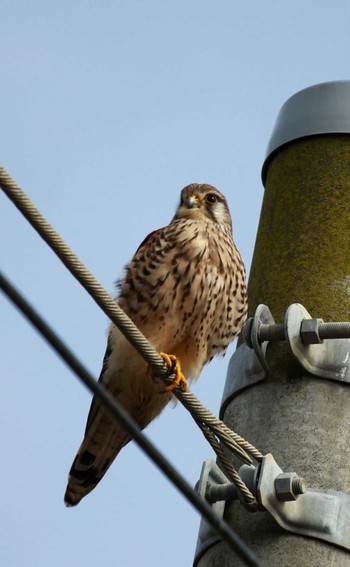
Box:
xmin=195 ymin=81 xmax=350 ymax=566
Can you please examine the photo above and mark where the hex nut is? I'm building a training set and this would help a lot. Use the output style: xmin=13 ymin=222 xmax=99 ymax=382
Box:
xmin=275 ymin=473 xmax=306 ymax=502
xmin=300 ymin=318 xmax=324 ymax=345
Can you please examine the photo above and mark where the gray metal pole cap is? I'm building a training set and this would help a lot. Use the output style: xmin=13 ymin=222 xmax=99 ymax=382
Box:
xmin=262 ymin=80 xmax=350 ymax=184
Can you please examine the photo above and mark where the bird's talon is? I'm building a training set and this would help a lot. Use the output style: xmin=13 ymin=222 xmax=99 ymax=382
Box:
xmin=160 ymin=352 xmax=187 ymax=392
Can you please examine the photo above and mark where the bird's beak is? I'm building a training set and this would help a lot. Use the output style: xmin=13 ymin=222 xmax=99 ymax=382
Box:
xmin=187 ymin=195 xmax=200 ymax=208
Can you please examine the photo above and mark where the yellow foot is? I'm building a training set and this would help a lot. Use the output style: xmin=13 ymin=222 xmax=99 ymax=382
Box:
xmin=160 ymin=352 xmax=187 ymax=392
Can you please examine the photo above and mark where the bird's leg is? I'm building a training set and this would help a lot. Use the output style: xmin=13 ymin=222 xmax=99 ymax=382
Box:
xmin=159 ymin=352 xmax=187 ymax=392
xmin=147 ymin=354 xmax=187 ymax=391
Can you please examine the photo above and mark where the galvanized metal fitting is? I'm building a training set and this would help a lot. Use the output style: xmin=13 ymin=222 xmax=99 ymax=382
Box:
xmin=301 ymin=319 xmax=350 ymax=344
xmin=222 ymin=303 xmax=350 ymax=414
xmin=257 ymin=454 xmax=350 ymax=552
xmin=205 ymin=481 xmax=237 ymax=504
xmin=194 ymin=453 xmax=350 ymax=564
xmin=274 ymin=472 xmax=307 ymax=501
xmin=240 ymin=303 xmax=350 ymax=383
xmin=300 ymin=318 xmax=324 ymax=344
xmin=242 ymin=310 xmax=350 ymax=347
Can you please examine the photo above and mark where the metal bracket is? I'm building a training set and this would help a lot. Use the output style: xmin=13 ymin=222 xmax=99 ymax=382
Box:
xmin=220 ymin=344 xmax=266 ymax=417
xmin=284 ymin=303 xmax=350 ymax=382
xmin=258 ymin=453 xmax=350 ymax=551
xmin=194 ymin=460 xmax=258 ymax=564
xmin=238 ymin=302 xmax=350 ymax=383
xmin=220 ymin=305 xmax=274 ymax=413
xmin=193 ymin=460 xmax=233 ymax=565
xmin=194 ymin=455 xmax=350 ymax=565
xmin=243 ymin=304 xmax=275 ymax=373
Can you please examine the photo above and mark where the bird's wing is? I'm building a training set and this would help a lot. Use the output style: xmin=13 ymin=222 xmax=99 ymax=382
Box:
xmin=64 ymin=326 xmax=170 ymax=507
xmin=84 ymin=338 xmax=113 ymax=434
xmin=135 ymin=227 xmax=162 ymax=253
xmin=67 ymin=321 xmax=134 ymax=504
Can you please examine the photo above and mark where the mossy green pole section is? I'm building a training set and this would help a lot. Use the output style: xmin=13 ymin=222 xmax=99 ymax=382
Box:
xmin=197 ymin=134 xmax=350 ymax=567
xmin=250 ymin=134 xmax=350 ymax=323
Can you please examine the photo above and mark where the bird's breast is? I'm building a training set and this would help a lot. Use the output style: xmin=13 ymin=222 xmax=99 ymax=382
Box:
xmin=118 ymin=218 xmax=247 ymax=377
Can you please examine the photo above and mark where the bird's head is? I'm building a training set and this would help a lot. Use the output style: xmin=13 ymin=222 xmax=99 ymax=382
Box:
xmin=174 ymin=183 xmax=232 ymax=230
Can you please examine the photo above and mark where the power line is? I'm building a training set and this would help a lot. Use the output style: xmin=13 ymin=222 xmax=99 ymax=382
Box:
xmin=0 ymin=270 xmax=266 ymax=567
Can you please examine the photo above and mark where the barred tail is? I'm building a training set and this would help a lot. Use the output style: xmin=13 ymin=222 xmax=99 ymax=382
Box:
xmin=64 ymin=409 xmax=130 ymax=507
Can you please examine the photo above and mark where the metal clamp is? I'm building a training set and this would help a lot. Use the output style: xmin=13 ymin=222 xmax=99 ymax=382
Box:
xmin=284 ymin=304 xmax=350 ymax=382
xmin=220 ymin=306 xmax=274 ymax=413
xmin=258 ymin=453 xmax=350 ymax=551
xmin=194 ymin=455 xmax=350 ymax=565
xmin=220 ymin=343 xmax=266 ymax=416
xmin=242 ymin=304 xmax=276 ymax=373
xmin=194 ymin=460 xmax=260 ymax=564
xmin=194 ymin=460 xmax=234 ymax=565
xmin=241 ymin=303 xmax=350 ymax=383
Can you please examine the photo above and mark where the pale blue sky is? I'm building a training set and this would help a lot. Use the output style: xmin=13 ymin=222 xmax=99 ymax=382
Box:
xmin=1 ymin=2 xmax=349 ymax=566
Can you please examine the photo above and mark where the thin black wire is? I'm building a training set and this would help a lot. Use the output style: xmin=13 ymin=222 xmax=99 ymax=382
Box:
xmin=0 ymin=271 xmax=266 ymax=567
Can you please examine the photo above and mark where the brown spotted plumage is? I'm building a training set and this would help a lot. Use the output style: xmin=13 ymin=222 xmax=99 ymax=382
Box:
xmin=64 ymin=183 xmax=247 ymax=506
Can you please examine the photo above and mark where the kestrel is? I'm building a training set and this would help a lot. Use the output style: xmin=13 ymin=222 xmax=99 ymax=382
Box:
xmin=64 ymin=183 xmax=247 ymax=506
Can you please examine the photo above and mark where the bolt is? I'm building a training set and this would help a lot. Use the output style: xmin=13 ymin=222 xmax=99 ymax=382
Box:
xmin=301 ymin=319 xmax=350 ymax=344
xmin=259 ymin=323 xmax=285 ymax=342
xmin=319 ymin=321 xmax=350 ymax=340
xmin=206 ymin=482 xmax=238 ymax=503
xmin=244 ymin=318 xmax=350 ymax=348
xmin=300 ymin=318 xmax=324 ymax=344
xmin=275 ymin=472 xmax=307 ymax=502
xmin=242 ymin=319 xmax=285 ymax=346
xmin=292 ymin=476 xmax=307 ymax=496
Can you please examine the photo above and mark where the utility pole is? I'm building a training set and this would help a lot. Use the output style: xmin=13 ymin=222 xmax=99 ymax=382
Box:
xmin=194 ymin=81 xmax=350 ymax=566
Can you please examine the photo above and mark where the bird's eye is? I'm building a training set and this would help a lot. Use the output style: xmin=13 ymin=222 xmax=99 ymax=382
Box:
xmin=205 ymin=193 xmax=218 ymax=205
